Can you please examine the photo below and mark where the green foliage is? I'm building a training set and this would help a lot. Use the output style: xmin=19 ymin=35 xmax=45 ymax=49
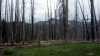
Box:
xmin=2 ymin=48 xmax=14 ymax=55
xmin=11 ymin=43 xmax=100 ymax=56
xmin=37 ymin=39 xmax=41 ymax=47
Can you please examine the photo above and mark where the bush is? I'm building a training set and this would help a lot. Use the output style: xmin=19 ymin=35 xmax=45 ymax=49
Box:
xmin=2 ymin=48 xmax=14 ymax=55
xmin=37 ymin=39 xmax=41 ymax=47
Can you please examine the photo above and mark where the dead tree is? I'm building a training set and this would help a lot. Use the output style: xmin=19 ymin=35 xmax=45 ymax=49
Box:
xmin=78 ymin=0 xmax=90 ymax=41
xmin=42 ymin=12 xmax=47 ymax=41
xmin=2 ymin=0 xmax=7 ymax=43
xmin=98 ymin=6 xmax=100 ymax=41
xmin=31 ymin=0 xmax=34 ymax=41
xmin=54 ymin=9 xmax=57 ymax=40
xmin=0 ymin=0 xmax=2 ymax=43
xmin=50 ymin=0 xmax=53 ymax=40
xmin=82 ymin=0 xmax=85 ymax=41
xmin=57 ymin=0 xmax=68 ymax=40
xmin=90 ymin=0 xmax=95 ymax=42
xmin=22 ymin=0 xmax=25 ymax=44
xmin=9 ymin=0 xmax=14 ymax=45
xmin=62 ymin=0 xmax=68 ymax=40
xmin=66 ymin=0 xmax=68 ymax=40
xmin=15 ymin=0 xmax=20 ymax=43
xmin=47 ymin=0 xmax=51 ymax=40
xmin=74 ymin=0 xmax=78 ymax=41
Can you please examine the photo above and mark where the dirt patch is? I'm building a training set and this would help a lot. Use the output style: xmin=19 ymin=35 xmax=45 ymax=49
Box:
xmin=63 ymin=49 xmax=71 ymax=52
xmin=86 ymin=52 xmax=94 ymax=55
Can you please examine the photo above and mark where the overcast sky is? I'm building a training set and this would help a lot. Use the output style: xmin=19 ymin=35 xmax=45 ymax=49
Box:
xmin=1 ymin=0 xmax=100 ymax=22
xmin=33 ymin=0 xmax=100 ymax=22
xmin=69 ymin=0 xmax=100 ymax=21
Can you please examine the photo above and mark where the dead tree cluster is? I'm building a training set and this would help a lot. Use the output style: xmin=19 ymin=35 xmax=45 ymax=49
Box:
xmin=0 ymin=0 xmax=100 ymax=45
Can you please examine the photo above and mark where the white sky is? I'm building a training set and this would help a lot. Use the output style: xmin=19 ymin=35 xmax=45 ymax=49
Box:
xmin=34 ymin=0 xmax=57 ymax=22
xmin=69 ymin=0 xmax=100 ymax=21
xmin=1 ymin=0 xmax=100 ymax=22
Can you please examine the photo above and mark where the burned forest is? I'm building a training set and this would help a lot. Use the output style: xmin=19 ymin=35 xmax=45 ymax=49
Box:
xmin=0 ymin=0 xmax=100 ymax=56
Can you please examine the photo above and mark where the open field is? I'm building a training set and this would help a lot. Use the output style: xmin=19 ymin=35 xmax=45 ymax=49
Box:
xmin=1 ymin=43 xmax=99 ymax=56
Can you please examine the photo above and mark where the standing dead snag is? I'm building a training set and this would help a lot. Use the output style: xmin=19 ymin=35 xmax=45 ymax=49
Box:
xmin=31 ymin=0 xmax=34 ymax=41
xmin=90 ymin=0 xmax=95 ymax=42
xmin=62 ymin=0 xmax=68 ymax=40
xmin=15 ymin=0 xmax=20 ymax=43
xmin=78 ymin=0 xmax=90 ymax=41
xmin=66 ymin=0 xmax=68 ymax=40
xmin=94 ymin=9 xmax=99 ymax=41
xmin=57 ymin=0 xmax=68 ymax=40
xmin=0 ymin=0 xmax=2 ymax=43
xmin=73 ymin=0 xmax=78 ymax=41
xmin=10 ymin=0 xmax=14 ymax=45
xmin=22 ymin=0 xmax=25 ymax=45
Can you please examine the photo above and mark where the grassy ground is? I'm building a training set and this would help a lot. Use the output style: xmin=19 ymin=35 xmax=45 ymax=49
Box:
xmin=9 ymin=43 xmax=100 ymax=56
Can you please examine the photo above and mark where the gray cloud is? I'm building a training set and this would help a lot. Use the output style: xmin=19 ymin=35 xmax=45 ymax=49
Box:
xmin=1 ymin=0 xmax=100 ymax=22
xmin=69 ymin=0 xmax=100 ymax=20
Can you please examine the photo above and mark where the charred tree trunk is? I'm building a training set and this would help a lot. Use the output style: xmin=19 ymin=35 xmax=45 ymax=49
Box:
xmin=10 ymin=0 xmax=14 ymax=45
xmin=15 ymin=0 xmax=20 ymax=43
xmin=75 ymin=0 xmax=78 ymax=41
xmin=66 ymin=0 xmax=68 ymax=40
xmin=62 ymin=0 xmax=68 ymax=40
xmin=31 ymin=0 xmax=34 ymax=41
xmin=22 ymin=0 xmax=25 ymax=44
xmin=78 ymin=0 xmax=90 ymax=41
xmin=54 ymin=9 xmax=57 ymax=40
xmin=0 ymin=0 xmax=2 ymax=43
xmin=90 ymin=0 xmax=95 ymax=42
xmin=93 ymin=8 xmax=99 ymax=41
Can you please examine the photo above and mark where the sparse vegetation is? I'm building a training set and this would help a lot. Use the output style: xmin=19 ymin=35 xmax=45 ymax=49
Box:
xmin=37 ymin=39 xmax=41 ymax=47
xmin=10 ymin=43 xmax=100 ymax=56
xmin=2 ymin=48 xmax=14 ymax=55
xmin=0 ymin=0 xmax=100 ymax=56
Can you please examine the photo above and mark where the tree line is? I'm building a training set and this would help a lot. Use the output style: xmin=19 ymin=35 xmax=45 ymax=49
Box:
xmin=0 ymin=0 xmax=99 ymax=45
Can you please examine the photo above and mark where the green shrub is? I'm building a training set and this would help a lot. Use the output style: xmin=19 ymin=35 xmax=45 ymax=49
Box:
xmin=2 ymin=48 xmax=14 ymax=55
xmin=37 ymin=39 xmax=41 ymax=47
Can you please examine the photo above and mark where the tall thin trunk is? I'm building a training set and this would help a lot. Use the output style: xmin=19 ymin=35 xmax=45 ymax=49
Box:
xmin=82 ymin=0 xmax=85 ymax=41
xmin=98 ymin=6 xmax=100 ymax=41
xmin=10 ymin=0 xmax=14 ymax=45
xmin=22 ymin=0 xmax=25 ymax=44
xmin=31 ymin=0 xmax=34 ymax=41
xmin=54 ymin=9 xmax=57 ymax=39
xmin=90 ymin=0 xmax=95 ymax=42
xmin=47 ymin=0 xmax=51 ymax=40
xmin=62 ymin=0 xmax=67 ymax=40
xmin=93 ymin=7 xmax=99 ymax=41
xmin=78 ymin=0 xmax=90 ymax=41
xmin=75 ymin=0 xmax=78 ymax=41
xmin=50 ymin=0 xmax=53 ymax=40
xmin=66 ymin=0 xmax=68 ymax=40
xmin=43 ymin=11 xmax=47 ymax=41
xmin=15 ymin=0 xmax=20 ymax=43
xmin=0 ymin=0 xmax=2 ymax=43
